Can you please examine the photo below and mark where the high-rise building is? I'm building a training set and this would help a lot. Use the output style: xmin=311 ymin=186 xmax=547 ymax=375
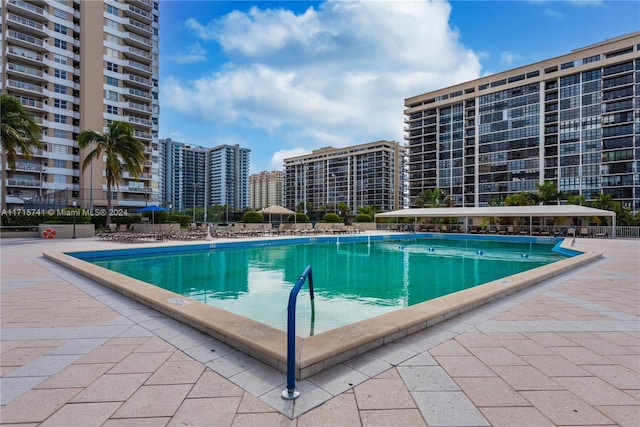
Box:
xmin=404 ymin=32 xmax=640 ymax=211
xmin=1 ymin=0 xmax=160 ymax=210
xmin=249 ymin=170 xmax=284 ymax=210
xmin=283 ymin=140 xmax=407 ymax=214
xmin=158 ymin=139 xmax=251 ymax=218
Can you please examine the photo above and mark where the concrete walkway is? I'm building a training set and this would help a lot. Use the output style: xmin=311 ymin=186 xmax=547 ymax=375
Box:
xmin=1 ymin=236 xmax=638 ymax=426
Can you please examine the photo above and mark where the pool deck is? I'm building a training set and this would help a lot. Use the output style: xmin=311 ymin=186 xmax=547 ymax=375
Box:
xmin=1 ymin=233 xmax=639 ymax=426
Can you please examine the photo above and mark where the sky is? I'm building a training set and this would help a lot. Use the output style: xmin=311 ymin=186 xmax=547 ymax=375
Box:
xmin=158 ymin=0 xmax=640 ymax=174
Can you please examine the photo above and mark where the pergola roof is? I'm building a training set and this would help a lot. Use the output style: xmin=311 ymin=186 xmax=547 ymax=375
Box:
xmin=375 ymin=205 xmax=615 ymax=219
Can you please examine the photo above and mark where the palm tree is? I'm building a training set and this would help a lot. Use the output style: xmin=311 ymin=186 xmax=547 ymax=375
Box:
xmin=414 ymin=188 xmax=453 ymax=208
xmin=0 ymin=94 xmax=42 ymax=212
xmin=592 ymin=192 xmax=614 ymax=211
xmin=77 ymin=121 xmax=145 ymax=225
xmin=534 ymin=180 xmax=562 ymax=205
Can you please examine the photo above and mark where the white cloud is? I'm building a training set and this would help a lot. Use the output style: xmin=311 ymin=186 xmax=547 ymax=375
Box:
xmin=500 ymin=51 xmax=523 ymax=67
xmin=269 ymin=148 xmax=311 ymax=171
xmin=168 ymin=42 xmax=207 ymax=64
xmin=162 ymin=0 xmax=482 ymax=167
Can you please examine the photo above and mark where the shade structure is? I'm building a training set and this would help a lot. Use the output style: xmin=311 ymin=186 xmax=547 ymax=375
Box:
xmin=375 ymin=205 xmax=617 ymax=236
xmin=136 ymin=205 xmax=169 ymax=230
xmin=259 ymin=205 xmax=296 ymax=223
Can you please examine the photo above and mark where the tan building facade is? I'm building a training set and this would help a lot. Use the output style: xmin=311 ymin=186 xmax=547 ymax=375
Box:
xmin=1 ymin=0 xmax=159 ymax=210
xmin=249 ymin=170 xmax=284 ymax=210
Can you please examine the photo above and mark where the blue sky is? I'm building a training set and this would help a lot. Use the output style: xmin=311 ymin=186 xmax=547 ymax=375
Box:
xmin=159 ymin=0 xmax=639 ymax=173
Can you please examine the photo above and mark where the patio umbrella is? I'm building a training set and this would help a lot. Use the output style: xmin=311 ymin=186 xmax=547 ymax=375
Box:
xmin=136 ymin=205 xmax=168 ymax=231
xmin=259 ymin=205 xmax=296 ymax=223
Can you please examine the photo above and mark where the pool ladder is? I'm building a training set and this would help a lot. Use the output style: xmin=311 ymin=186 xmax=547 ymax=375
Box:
xmin=281 ymin=265 xmax=315 ymax=400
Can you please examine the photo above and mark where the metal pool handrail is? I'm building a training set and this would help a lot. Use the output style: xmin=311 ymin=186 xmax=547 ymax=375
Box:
xmin=281 ymin=265 xmax=315 ymax=400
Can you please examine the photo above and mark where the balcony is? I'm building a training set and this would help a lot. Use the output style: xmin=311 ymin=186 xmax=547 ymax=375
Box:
xmin=7 ymin=62 xmax=45 ymax=82
xmin=7 ymin=179 xmax=42 ymax=188
xmin=134 ymin=130 xmax=152 ymax=140
xmin=123 ymin=32 xmax=152 ymax=49
xmin=17 ymin=96 xmax=44 ymax=111
xmin=7 ymin=45 xmax=44 ymax=65
xmin=14 ymin=161 xmax=44 ymax=172
xmin=125 ymin=73 xmax=152 ymax=88
xmin=129 ymin=0 xmax=154 ymax=11
xmin=6 ymin=13 xmax=46 ymax=35
xmin=128 ymin=115 xmax=152 ymax=126
xmin=123 ymin=45 xmax=153 ymax=63
xmin=7 ymin=30 xmax=46 ymax=51
xmin=123 ymin=101 xmax=151 ymax=113
xmin=123 ymin=18 xmax=153 ymax=36
xmin=123 ymin=4 xmax=153 ymax=23
xmin=125 ymin=87 xmax=152 ymax=101
xmin=7 ymin=0 xmax=45 ymax=20
xmin=7 ymin=79 xmax=45 ymax=96
xmin=123 ymin=60 xmax=152 ymax=75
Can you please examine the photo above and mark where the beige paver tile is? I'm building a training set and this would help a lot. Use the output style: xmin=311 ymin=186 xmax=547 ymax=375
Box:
xmin=354 ymin=377 xmax=416 ymax=410
xmin=236 ymin=392 xmax=276 ymax=413
xmin=592 ymin=332 xmax=640 ymax=347
xmin=606 ymin=355 xmax=640 ymax=373
xmin=297 ymin=393 xmax=360 ymax=427
xmin=468 ymin=347 xmax=527 ymax=366
xmin=36 ymin=363 xmax=114 ymax=389
xmin=0 ymin=341 xmax=26 ymax=353
xmin=108 ymin=351 xmax=173 ymax=374
xmin=112 ymin=384 xmax=192 ymax=418
xmin=135 ymin=336 xmax=179 ymax=353
xmin=491 ymin=365 xmax=564 ymax=391
xmin=454 ymin=333 xmax=500 ymax=348
xmin=373 ymin=367 xmax=400 ymax=379
xmin=570 ymin=338 xmax=638 ymax=356
xmin=145 ymin=360 xmax=205 ymax=385
xmin=454 ymin=377 xmax=529 ymax=407
xmin=232 ymin=412 xmax=296 ymax=427
xmin=582 ymin=364 xmax=640 ymax=389
xmin=521 ymin=390 xmax=616 ymax=425
xmin=596 ymin=405 xmax=640 ymax=427
xmin=429 ymin=339 xmax=471 ymax=356
xmin=0 ymin=388 xmax=82 ymax=424
xmin=39 ymin=402 xmax=121 ymax=427
xmin=189 ymin=370 xmax=245 ymax=398
xmin=71 ymin=373 xmax=150 ymax=402
xmin=521 ymin=355 xmax=590 ymax=377
xmin=102 ymin=417 xmax=170 ymax=426
xmin=497 ymin=339 xmax=554 ymax=356
xmin=74 ymin=344 xmax=139 ymax=364
xmin=360 ymin=409 xmax=427 ymax=426
xmin=434 ymin=355 xmax=496 ymax=377
xmin=480 ymin=406 xmax=555 ymax=427
xmin=484 ymin=332 xmax=526 ymax=340
xmin=167 ymin=396 xmax=241 ymax=426
xmin=548 ymin=346 xmax=615 ymax=365
xmin=554 ymin=376 xmax=639 ymax=405
xmin=0 ymin=346 xmax=56 ymax=367
xmin=104 ymin=337 xmax=150 ymax=346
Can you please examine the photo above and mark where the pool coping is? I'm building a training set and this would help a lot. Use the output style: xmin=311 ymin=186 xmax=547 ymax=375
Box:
xmin=42 ymin=236 xmax=601 ymax=379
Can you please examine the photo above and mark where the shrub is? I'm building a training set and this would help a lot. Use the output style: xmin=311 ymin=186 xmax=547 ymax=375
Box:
xmin=354 ymin=214 xmax=372 ymax=222
xmin=242 ymin=211 xmax=264 ymax=223
xmin=287 ymin=213 xmax=309 ymax=223
xmin=322 ymin=213 xmax=341 ymax=223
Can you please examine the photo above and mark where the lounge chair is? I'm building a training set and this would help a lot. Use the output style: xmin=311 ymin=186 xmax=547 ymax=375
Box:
xmin=579 ymin=227 xmax=590 ymax=238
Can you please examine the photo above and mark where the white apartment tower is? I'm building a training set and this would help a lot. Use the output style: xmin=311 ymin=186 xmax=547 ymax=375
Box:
xmin=249 ymin=170 xmax=284 ymax=210
xmin=1 ymin=0 xmax=160 ymax=210
xmin=405 ymin=32 xmax=640 ymax=211
xmin=283 ymin=140 xmax=407 ymax=214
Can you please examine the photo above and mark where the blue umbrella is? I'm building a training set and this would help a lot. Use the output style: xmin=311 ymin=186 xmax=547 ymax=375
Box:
xmin=136 ymin=205 xmax=168 ymax=230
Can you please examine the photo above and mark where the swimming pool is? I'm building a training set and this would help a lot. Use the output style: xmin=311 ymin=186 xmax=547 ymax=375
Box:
xmin=45 ymin=233 xmax=600 ymax=379
xmin=83 ymin=237 xmax=564 ymax=336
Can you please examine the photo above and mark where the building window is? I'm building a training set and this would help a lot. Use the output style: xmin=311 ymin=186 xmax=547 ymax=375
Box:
xmin=52 ymin=7 xmax=67 ymax=19
xmin=53 ymin=129 xmax=66 ymax=138
xmin=105 ymin=33 xmax=119 ymax=44
xmin=51 ymin=144 xmax=67 ymax=154
xmin=53 ymin=159 xmax=66 ymax=168
xmin=54 ymin=175 xmax=67 ymax=184
xmin=106 ymin=90 xmax=118 ymax=101
xmin=106 ymin=4 xmax=118 ymax=16
xmin=53 ymin=53 xmax=68 ymax=65
xmin=53 ymin=83 xmax=66 ymax=94
xmin=106 ymin=48 xmax=118 ymax=59
xmin=53 ymin=99 xmax=67 ymax=109
xmin=53 ymin=114 xmax=67 ymax=124
xmin=54 ymin=38 xmax=67 ymax=50
xmin=107 ymin=62 xmax=118 ymax=72
xmin=54 ymin=23 xmax=67 ymax=35
xmin=106 ymin=105 xmax=118 ymax=114
xmin=106 ymin=76 xmax=119 ymax=87
xmin=54 ymin=69 xmax=67 ymax=79
xmin=106 ymin=18 xmax=118 ymax=30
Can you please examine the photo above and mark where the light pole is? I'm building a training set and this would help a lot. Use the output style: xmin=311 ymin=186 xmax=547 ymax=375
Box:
xmin=331 ymin=173 xmax=336 ymax=213
xmin=72 ymin=200 xmax=77 ymax=239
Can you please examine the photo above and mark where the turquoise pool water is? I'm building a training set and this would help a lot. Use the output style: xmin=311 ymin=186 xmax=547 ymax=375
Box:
xmin=84 ymin=237 xmax=564 ymax=336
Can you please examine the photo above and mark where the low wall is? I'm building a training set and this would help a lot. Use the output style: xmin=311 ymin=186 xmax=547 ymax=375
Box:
xmin=39 ymin=224 xmax=95 ymax=239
